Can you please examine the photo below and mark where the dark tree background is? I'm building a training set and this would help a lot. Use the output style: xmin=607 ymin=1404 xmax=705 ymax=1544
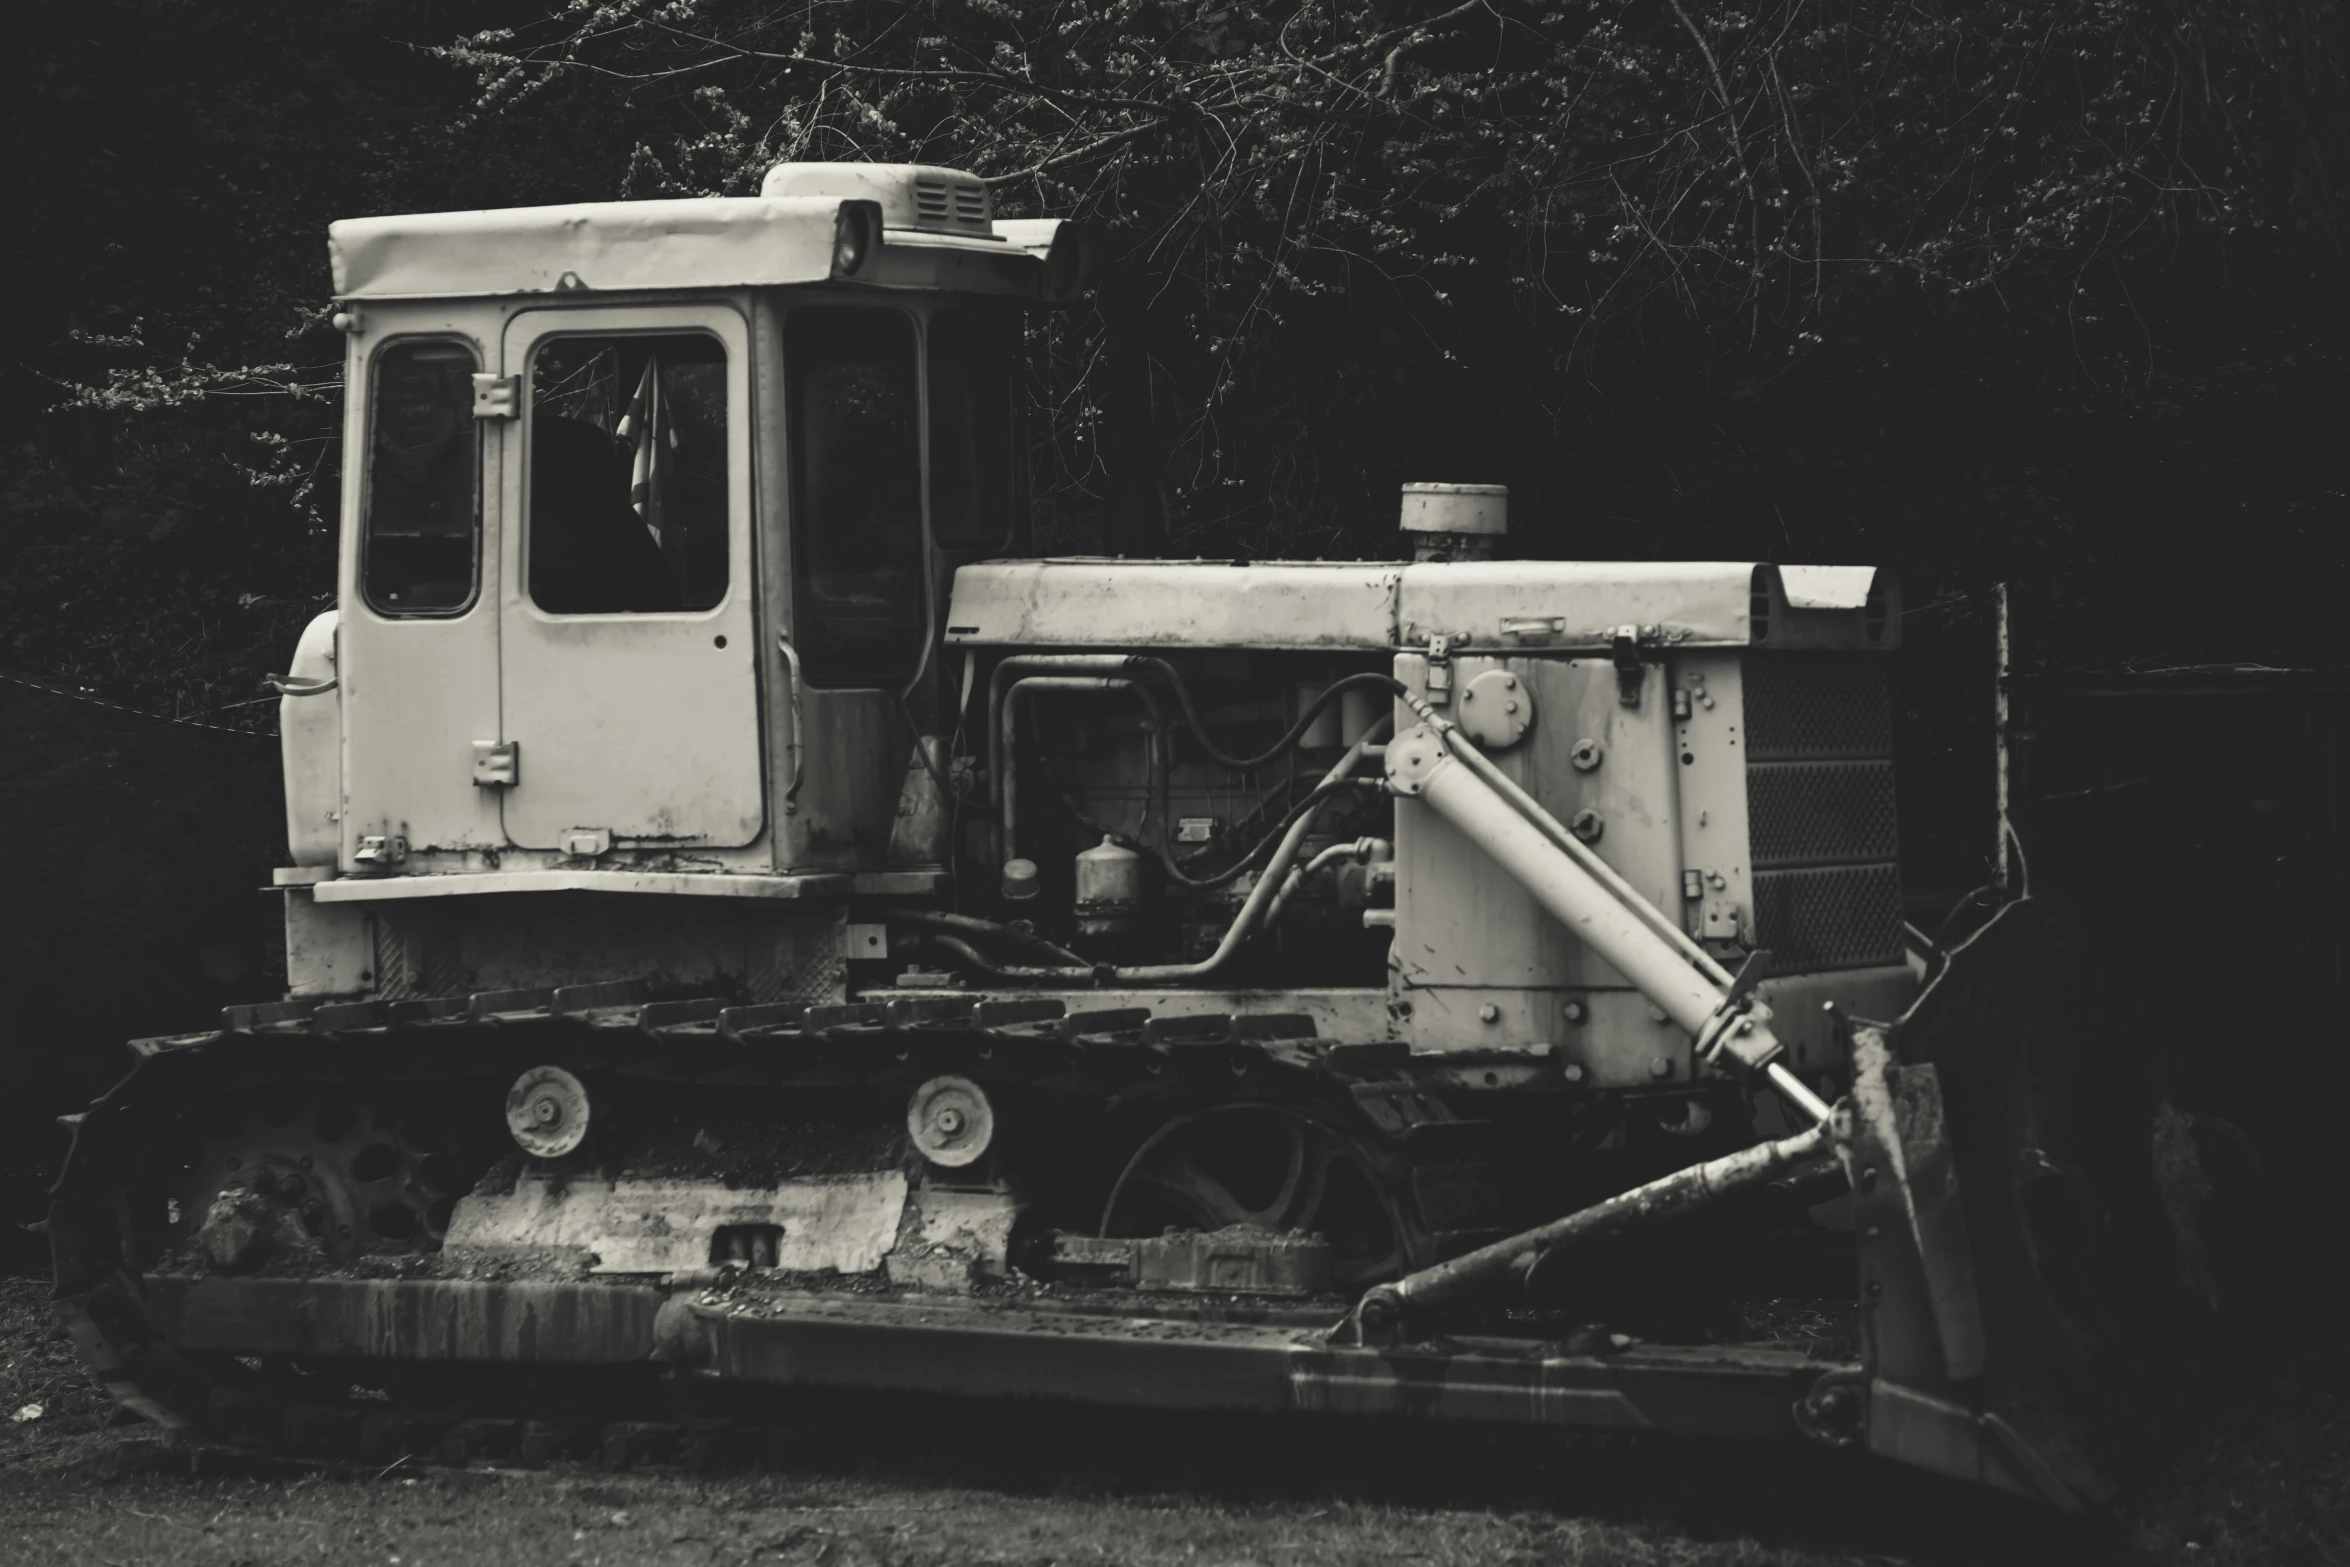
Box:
xmin=4 ymin=0 xmax=2347 ymax=1251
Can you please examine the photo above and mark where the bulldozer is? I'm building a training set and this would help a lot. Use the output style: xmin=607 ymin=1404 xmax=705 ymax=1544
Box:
xmin=45 ymin=162 xmax=2133 ymax=1506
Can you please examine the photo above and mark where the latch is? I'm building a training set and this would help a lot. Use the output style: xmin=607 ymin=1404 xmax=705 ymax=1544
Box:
xmin=472 ymin=740 xmax=519 ymax=788
xmin=560 ymin=828 xmax=612 ymax=859
xmin=354 ymin=834 xmax=407 ymax=868
xmin=1611 ymin=625 xmax=1644 ymax=707
xmin=471 ymin=374 xmax=520 ymax=420
xmin=1425 ymin=634 xmax=1454 ymax=705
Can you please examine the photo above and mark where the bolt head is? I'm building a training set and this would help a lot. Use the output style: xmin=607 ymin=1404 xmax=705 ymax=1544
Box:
xmin=1561 ymin=999 xmax=1587 ymax=1024
xmin=1477 ymin=1003 xmax=1501 ymax=1024
xmin=933 ymin=1106 xmax=965 ymax=1136
xmin=1562 ymin=1063 xmax=1587 ymax=1084
xmin=1649 ymin=1055 xmax=1673 ymax=1079
xmin=532 ymin=1097 xmax=561 ymax=1126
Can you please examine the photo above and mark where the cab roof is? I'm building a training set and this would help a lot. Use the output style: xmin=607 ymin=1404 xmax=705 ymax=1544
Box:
xmin=329 ymin=164 xmax=1073 ymax=303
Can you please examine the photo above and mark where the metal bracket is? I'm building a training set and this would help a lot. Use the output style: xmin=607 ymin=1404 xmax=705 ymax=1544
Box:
xmin=1718 ymin=947 xmax=1772 ymax=1010
xmin=1693 ymin=949 xmax=1774 ymax=1070
xmin=1611 ymin=625 xmax=1643 ymax=707
xmin=471 ymin=374 xmax=520 ymax=420
xmin=472 ymin=740 xmax=519 ymax=788
xmin=1424 ymin=634 xmax=1453 ymax=704
xmin=353 ymin=834 xmax=407 ymax=868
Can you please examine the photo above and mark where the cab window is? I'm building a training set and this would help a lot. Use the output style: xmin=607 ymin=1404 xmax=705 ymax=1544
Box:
xmin=362 ymin=340 xmax=480 ymax=615
xmin=788 ymin=307 xmax=922 ymax=684
xmin=525 ymin=333 xmax=729 ymax=614
xmin=927 ymin=308 xmax=1016 ymax=552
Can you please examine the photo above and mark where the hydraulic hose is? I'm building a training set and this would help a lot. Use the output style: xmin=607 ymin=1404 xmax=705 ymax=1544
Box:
xmin=889 ymin=910 xmax=1090 ymax=968
xmin=1118 ymin=662 xmax=1407 ymax=773
xmin=983 ymin=655 xmax=1408 ymax=806
xmin=1261 ymin=837 xmax=1388 ymax=929
xmin=998 ymin=675 xmax=1170 ymax=867
xmin=925 ymin=717 xmax=1394 ymax=986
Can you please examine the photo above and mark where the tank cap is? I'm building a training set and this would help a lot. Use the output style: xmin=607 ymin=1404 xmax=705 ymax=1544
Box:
xmin=1399 ymin=483 xmax=1507 ymax=536
xmin=1001 ymin=857 xmax=1041 ymax=902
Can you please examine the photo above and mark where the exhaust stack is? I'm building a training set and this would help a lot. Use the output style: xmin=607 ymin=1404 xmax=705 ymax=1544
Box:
xmin=1399 ymin=482 xmax=1506 ymax=562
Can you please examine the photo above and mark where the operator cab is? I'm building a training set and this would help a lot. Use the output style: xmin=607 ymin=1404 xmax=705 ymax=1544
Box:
xmin=290 ymin=164 xmax=1086 ymax=893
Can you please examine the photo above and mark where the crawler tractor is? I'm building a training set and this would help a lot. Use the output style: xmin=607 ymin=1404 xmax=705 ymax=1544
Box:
xmin=49 ymin=164 xmax=2112 ymax=1504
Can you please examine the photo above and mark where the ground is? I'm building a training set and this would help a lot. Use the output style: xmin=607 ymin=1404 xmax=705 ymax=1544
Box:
xmin=3 ymin=1275 xmax=2343 ymax=1567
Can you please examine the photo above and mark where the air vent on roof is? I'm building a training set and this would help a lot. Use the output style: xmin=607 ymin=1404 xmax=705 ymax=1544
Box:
xmin=912 ymin=171 xmax=992 ymax=234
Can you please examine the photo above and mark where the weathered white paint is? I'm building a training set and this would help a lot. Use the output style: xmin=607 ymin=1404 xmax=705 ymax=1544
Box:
xmin=329 ymin=194 xmax=1068 ymax=304
xmin=497 ymin=302 xmax=765 ymax=852
xmin=337 ymin=301 xmax=509 ymax=870
xmin=278 ymin=610 xmax=341 ymax=867
xmin=445 ymin=1170 xmax=909 ymax=1276
xmin=1777 ymin=564 xmax=1881 ymax=610
xmin=310 ymin=869 xmax=847 ymax=903
xmin=945 ymin=560 xmax=1896 ymax=652
xmin=945 ymin=560 xmax=1406 ymax=649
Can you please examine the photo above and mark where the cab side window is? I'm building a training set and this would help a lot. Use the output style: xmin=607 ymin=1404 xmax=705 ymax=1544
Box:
xmin=362 ymin=340 xmax=480 ymax=615
xmin=788 ymin=308 xmax=922 ymax=684
xmin=927 ymin=308 xmax=1016 ymax=553
xmin=526 ymin=333 xmax=729 ymax=614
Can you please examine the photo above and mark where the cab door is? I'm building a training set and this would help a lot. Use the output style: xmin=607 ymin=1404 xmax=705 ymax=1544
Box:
xmin=497 ymin=302 xmax=763 ymax=851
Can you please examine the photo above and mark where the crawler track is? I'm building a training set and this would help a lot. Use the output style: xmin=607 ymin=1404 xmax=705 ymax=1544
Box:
xmin=46 ymin=984 xmax=1521 ymax=1461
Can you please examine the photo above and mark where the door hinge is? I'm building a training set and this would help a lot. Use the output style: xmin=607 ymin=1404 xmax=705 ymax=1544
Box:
xmin=471 ymin=374 xmax=520 ymax=420
xmin=1612 ymin=625 xmax=1645 ymax=707
xmin=472 ymin=740 xmax=520 ymax=788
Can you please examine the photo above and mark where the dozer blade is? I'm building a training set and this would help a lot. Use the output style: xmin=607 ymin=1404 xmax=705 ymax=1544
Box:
xmin=1854 ymin=890 xmax=2220 ymax=1511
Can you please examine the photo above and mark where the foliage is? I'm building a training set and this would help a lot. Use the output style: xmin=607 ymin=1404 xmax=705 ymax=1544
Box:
xmin=441 ymin=0 xmax=2348 ymax=590
xmin=3 ymin=0 xmax=2345 ymax=737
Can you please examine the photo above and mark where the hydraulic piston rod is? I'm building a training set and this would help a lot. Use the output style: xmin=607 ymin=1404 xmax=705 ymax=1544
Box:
xmin=1383 ymin=723 xmax=1828 ymax=1121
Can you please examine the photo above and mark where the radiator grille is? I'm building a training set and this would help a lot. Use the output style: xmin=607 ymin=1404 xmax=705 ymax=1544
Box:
xmin=1752 ymin=864 xmax=1905 ymax=970
xmin=1747 ymin=760 xmax=1899 ymax=867
xmin=1742 ymin=655 xmax=1901 ymax=969
xmin=1744 ymin=655 xmax=1891 ymax=760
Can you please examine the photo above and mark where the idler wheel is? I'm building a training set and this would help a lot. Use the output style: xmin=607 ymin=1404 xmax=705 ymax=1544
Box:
xmin=907 ymin=1075 xmax=994 ymax=1168
xmin=506 ymin=1066 xmax=591 ymax=1158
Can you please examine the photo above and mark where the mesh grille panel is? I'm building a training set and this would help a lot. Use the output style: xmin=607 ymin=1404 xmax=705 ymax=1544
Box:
xmin=1741 ymin=653 xmax=1900 ymax=970
xmin=1753 ymin=863 xmax=1904 ymax=970
xmin=1744 ymin=656 xmax=1891 ymax=760
xmin=1747 ymin=760 xmax=1899 ymax=867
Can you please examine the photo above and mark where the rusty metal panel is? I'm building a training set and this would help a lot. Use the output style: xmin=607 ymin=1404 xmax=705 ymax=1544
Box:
xmin=444 ymin=1171 xmax=907 ymax=1276
xmin=282 ymin=890 xmax=372 ymax=998
xmin=1391 ymin=652 xmax=1685 ymax=1060
xmin=145 ymin=1276 xmax=665 ymax=1362
xmin=1399 ymin=560 xmax=1762 ymax=649
xmin=945 ymin=560 xmax=1404 ymax=649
